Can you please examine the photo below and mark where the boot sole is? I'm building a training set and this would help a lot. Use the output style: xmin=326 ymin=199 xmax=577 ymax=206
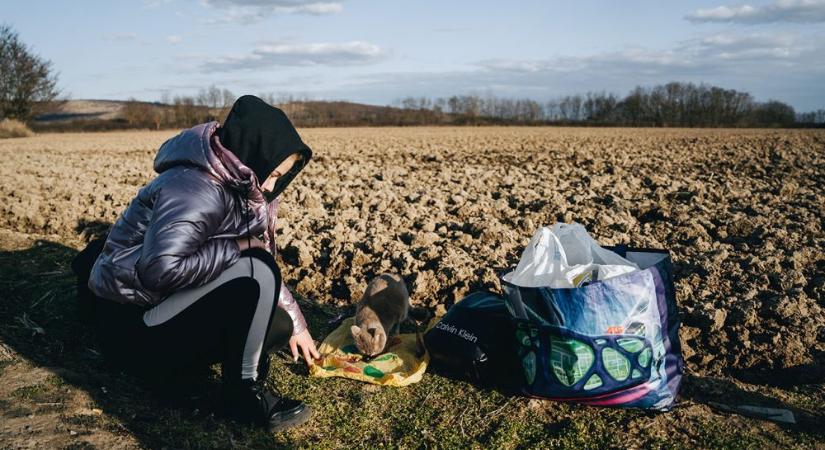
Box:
xmin=269 ymin=405 xmax=312 ymax=432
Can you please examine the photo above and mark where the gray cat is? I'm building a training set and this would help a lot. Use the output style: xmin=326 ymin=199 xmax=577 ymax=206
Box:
xmin=350 ymin=273 xmax=427 ymax=358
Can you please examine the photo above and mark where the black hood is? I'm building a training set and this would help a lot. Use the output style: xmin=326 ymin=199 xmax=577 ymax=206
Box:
xmin=216 ymin=95 xmax=312 ymax=198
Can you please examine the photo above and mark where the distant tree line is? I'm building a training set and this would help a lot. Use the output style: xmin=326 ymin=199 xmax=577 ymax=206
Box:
xmin=28 ymin=81 xmax=825 ymax=131
xmin=122 ymin=81 xmax=819 ymax=129
xmin=796 ymin=109 xmax=825 ymax=125
xmin=115 ymin=93 xmax=449 ymax=129
xmin=118 ymin=85 xmax=236 ymax=130
xmin=396 ymin=82 xmax=823 ymax=128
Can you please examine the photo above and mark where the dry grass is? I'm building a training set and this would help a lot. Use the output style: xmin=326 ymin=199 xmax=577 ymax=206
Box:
xmin=0 ymin=119 xmax=34 ymax=139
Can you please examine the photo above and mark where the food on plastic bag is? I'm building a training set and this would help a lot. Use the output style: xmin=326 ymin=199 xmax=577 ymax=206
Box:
xmin=309 ymin=317 xmax=432 ymax=386
xmin=502 ymin=222 xmax=639 ymax=288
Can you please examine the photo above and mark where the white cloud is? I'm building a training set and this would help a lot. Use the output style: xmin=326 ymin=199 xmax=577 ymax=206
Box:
xmin=297 ymin=2 xmax=342 ymax=14
xmin=143 ymin=0 xmax=173 ymax=8
xmin=473 ymin=31 xmax=814 ymax=76
xmin=326 ymin=30 xmax=825 ymax=110
xmin=201 ymin=0 xmax=343 ymax=22
xmin=203 ymin=40 xmax=384 ymax=70
xmin=101 ymin=32 xmax=137 ymax=41
xmin=692 ymin=33 xmax=804 ymax=59
xmin=166 ymin=35 xmax=183 ymax=45
xmin=686 ymin=0 xmax=825 ymax=24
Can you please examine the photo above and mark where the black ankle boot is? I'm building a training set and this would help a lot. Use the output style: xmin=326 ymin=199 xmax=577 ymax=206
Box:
xmin=222 ymin=356 xmax=311 ymax=431
xmin=223 ymin=379 xmax=311 ymax=431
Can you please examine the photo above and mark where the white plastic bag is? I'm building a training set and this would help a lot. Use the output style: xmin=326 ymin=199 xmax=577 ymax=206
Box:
xmin=503 ymin=222 xmax=639 ymax=288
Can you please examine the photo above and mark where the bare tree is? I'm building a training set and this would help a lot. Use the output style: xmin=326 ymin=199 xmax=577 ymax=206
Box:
xmin=173 ymin=95 xmax=198 ymax=126
xmin=400 ymin=97 xmax=417 ymax=109
xmin=257 ymin=92 xmax=277 ymax=105
xmin=750 ymin=100 xmax=795 ymax=127
xmin=433 ymin=97 xmax=447 ymax=114
xmin=195 ymin=89 xmax=208 ymax=107
xmin=151 ymin=107 xmax=163 ymax=130
xmin=558 ymin=95 xmax=583 ymax=121
xmin=545 ymin=100 xmax=560 ymax=121
xmin=206 ymin=85 xmax=221 ymax=108
xmin=122 ymin=98 xmax=160 ymax=129
xmin=221 ymin=88 xmax=235 ymax=107
xmin=0 ymin=24 xmax=60 ymax=119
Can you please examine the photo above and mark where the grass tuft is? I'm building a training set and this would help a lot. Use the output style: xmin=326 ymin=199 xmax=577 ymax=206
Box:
xmin=0 ymin=118 xmax=34 ymax=139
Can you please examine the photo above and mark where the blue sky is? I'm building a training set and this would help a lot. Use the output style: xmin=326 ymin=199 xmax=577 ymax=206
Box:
xmin=6 ymin=0 xmax=825 ymax=110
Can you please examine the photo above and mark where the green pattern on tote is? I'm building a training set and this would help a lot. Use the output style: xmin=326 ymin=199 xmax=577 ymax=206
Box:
xmin=617 ymin=337 xmax=644 ymax=353
xmin=637 ymin=348 xmax=652 ymax=368
xmin=550 ymin=336 xmax=594 ymax=386
xmin=584 ymin=374 xmax=603 ymax=390
xmin=602 ymin=347 xmax=631 ymax=381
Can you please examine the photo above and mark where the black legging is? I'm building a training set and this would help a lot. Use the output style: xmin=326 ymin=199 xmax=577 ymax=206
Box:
xmin=94 ymin=248 xmax=293 ymax=383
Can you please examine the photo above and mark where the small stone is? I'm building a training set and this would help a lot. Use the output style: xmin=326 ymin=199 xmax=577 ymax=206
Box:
xmin=351 ymin=250 xmax=370 ymax=266
xmin=712 ymin=309 xmax=727 ymax=331
xmin=713 ymin=249 xmax=729 ymax=264
xmin=435 ymin=304 xmax=447 ymax=317
xmin=458 ymin=233 xmax=473 ymax=246
xmin=681 ymin=340 xmax=696 ymax=360
xmin=303 ymin=194 xmax=321 ymax=210
xmin=414 ymin=232 xmax=440 ymax=247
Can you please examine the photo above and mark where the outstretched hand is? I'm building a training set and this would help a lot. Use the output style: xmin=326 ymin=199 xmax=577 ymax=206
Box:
xmin=289 ymin=329 xmax=320 ymax=366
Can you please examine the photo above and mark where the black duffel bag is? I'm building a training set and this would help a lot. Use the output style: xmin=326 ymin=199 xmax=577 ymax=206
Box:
xmin=424 ymin=291 xmax=523 ymax=389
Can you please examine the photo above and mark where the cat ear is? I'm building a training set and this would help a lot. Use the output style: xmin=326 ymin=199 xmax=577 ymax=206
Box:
xmin=376 ymin=330 xmax=387 ymax=350
xmin=350 ymin=325 xmax=361 ymax=337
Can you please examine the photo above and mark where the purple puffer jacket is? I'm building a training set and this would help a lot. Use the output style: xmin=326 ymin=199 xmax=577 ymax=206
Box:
xmin=88 ymin=122 xmax=307 ymax=334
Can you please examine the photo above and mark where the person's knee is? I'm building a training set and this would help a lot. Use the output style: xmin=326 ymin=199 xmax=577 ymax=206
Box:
xmin=239 ymin=248 xmax=281 ymax=286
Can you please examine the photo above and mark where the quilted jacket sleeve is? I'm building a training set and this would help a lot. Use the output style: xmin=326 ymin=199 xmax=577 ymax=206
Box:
xmin=278 ymin=281 xmax=308 ymax=336
xmin=136 ymin=177 xmax=240 ymax=293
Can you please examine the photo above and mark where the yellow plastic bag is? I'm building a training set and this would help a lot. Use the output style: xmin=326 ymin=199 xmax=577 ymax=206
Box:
xmin=309 ymin=317 xmax=429 ymax=386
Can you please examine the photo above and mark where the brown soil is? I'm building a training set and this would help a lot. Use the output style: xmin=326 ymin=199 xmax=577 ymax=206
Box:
xmin=3 ymin=127 xmax=822 ymax=374
xmin=0 ymin=126 xmax=823 ymax=447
